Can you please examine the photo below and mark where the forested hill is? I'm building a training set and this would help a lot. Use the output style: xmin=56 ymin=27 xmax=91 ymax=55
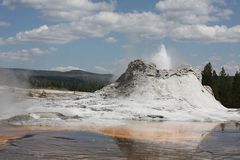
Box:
xmin=0 ymin=68 xmax=113 ymax=92
xmin=202 ymin=63 xmax=240 ymax=109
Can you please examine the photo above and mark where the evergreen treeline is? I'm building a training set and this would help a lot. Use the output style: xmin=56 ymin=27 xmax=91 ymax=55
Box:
xmin=0 ymin=68 xmax=112 ymax=92
xmin=29 ymin=76 xmax=110 ymax=92
xmin=202 ymin=62 xmax=240 ymax=108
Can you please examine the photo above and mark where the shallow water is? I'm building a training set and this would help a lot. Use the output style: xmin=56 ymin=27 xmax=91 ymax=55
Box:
xmin=0 ymin=122 xmax=239 ymax=160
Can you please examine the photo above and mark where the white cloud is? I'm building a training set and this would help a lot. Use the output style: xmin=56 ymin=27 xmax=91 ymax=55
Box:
xmin=94 ymin=65 xmax=110 ymax=73
xmin=228 ymin=52 xmax=239 ymax=58
xmin=171 ymin=24 xmax=240 ymax=42
xmin=0 ymin=19 xmax=113 ymax=44
xmin=222 ymin=61 xmax=240 ymax=75
xmin=0 ymin=12 xmax=167 ymax=44
xmin=0 ymin=47 xmax=56 ymax=61
xmin=209 ymin=55 xmax=222 ymax=62
xmin=0 ymin=24 xmax=80 ymax=44
xmin=1 ymin=0 xmax=240 ymax=44
xmin=2 ymin=0 xmax=116 ymax=22
xmin=104 ymin=36 xmax=117 ymax=43
xmin=156 ymin=0 xmax=232 ymax=24
xmin=51 ymin=66 xmax=81 ymax=72
xmin=0 ymin=21 xmax=10 ymax=27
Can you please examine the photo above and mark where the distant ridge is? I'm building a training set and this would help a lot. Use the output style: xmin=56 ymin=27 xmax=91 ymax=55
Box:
xmin=0 ymin=68 xmax=113 ymax=92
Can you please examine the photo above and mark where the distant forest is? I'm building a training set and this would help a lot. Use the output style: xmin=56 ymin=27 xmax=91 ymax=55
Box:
xmin=202 ymin=63 xmax=240 ymax=108
xmin=0 ymin=68 xmax=112 ymax=92
xmin=29 ymin=76 xmax=110 ymax=92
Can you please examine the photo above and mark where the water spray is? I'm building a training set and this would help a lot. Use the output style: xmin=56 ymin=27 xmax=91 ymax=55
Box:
xmin=151 ymin=44 xmax=172 ymax=70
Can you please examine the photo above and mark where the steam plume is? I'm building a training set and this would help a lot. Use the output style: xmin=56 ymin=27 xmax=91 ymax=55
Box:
xmin=151 ymin=44 xmax=172 ymax=70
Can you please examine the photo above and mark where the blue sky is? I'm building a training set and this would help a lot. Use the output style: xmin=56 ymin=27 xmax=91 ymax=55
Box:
xmin=0 ymin=0 xmax=239 ymax=75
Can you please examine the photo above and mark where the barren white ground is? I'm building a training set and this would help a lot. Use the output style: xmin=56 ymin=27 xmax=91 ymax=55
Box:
xmin=0 ymin=69 xmax=239 ymax=127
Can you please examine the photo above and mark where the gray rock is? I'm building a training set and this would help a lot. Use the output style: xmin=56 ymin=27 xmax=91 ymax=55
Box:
xmin=2 ymin=112 xmax=82 ymax=125
xmin=116 ymin=59 xmax=157 ymax=84
xmin=98 ymin=59 xmax=203 ymax=97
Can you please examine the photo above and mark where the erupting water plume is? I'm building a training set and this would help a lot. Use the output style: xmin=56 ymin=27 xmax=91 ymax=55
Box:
xmin=151 ymin=44 xmax=172 ymax=70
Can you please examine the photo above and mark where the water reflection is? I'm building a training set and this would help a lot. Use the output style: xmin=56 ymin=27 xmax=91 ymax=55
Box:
xmin=220 ymin=123 xmax=225 ymax=132
xmin=0 ymin=122 xmax=239 ymax=160
xmin=197 ymin=122 xmax=240 ymax=159
xmin=235 ymin=122 xmax=240 ymax=129
xmin=114 ymin=137 xmax=197 ymax=160
xmin=99 ymin=121 xmax=218 ymax=145
xmin=112 ymin=122 xmax=240 ymax=160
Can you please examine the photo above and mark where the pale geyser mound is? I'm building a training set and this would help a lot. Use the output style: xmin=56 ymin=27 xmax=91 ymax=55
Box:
xmin=2 ymin=60 xmax=240 ymax=126
xmin=96 ymin=59 xmax=239 ymax=122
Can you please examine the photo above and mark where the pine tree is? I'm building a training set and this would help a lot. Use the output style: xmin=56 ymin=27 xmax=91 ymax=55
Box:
xmin=202 ymin=62 xmax=213 ymax=88
xmin=219 ymin=67 xmax=227 ymax=77
xmin=218 ymin=67 xmax=232 ymax=107
xmin=212 ymin=70 xmax=219 ymax=100
xmin=231 ymin=71 xmax=240 ymax=108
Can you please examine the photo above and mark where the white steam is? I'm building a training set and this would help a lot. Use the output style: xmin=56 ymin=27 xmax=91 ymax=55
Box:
xmin=0 ymin=71 xmax=31 ymax=119
xmin=151 ymin=44 xmax=172 ymax=70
